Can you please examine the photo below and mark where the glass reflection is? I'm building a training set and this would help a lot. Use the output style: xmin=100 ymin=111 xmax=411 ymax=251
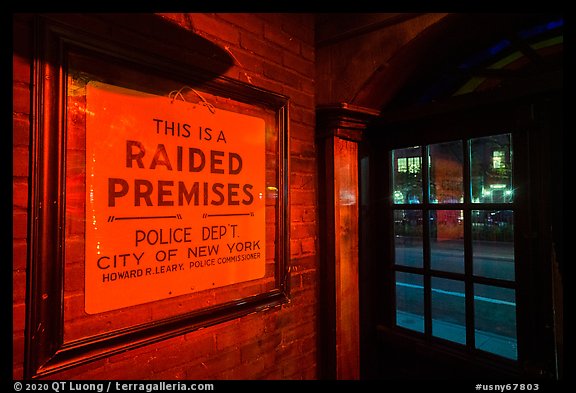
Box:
xmin=396 ymin=272 xmax=424 ymax=333
xmin=394 ymin=210 xmax=423 ymax=268
xmin=470 ymin=134 xmax=513 ymax=203
xmin=474 ymin=284 xmax=517 ymax=360
xmin=392 ymin=146 xmax=422 ymax=204
xmin=429 ymin=141 xmax=463 ymax=204
xmin=432 ymin=277 xmax=466 ymax=344
xmin=472 ymin=210 xmax=515 ymax=281
xmin=430 ymin=210 xmax=464 ymax=273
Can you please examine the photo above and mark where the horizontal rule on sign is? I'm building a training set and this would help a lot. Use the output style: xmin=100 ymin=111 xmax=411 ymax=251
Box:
xmin=84 ymin=81 xmax=266 ymax=314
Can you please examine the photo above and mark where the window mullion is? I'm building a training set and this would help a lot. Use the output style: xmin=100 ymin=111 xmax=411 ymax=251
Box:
xmin=463 ymin=138 xmax=475 ymax=350
xmin=422 ymin=146 xmax=432 ymax=337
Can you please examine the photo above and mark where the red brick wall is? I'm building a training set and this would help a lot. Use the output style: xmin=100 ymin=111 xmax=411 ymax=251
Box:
xmin=12 ymin=13 xmax=318 ymax=380
xmin=13 ymin=14 xmax=33 ymax=381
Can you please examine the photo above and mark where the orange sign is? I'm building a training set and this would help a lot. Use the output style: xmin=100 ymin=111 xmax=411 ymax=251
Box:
xmin=85 ymin=82 xmax=266 ymax=314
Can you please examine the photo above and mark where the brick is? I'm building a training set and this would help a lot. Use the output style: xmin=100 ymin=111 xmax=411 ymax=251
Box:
xmin=262 ymin=61 xmax=300 ymax=89
xmin=65 ymin=186 xmax=85 ymax=225
xmin=291 ymin=289 xmax=318 ymax=310
xmin=215 ymin=315 xmax=266 ymax=350
xmin=12 ymin=334 xmax=25 ymax=366
xmin=264 ymin=24 xmax=300 ymax=54
xmin=291 ymin=222 xmax=316 ymax=239
xmin=192 ymin=349 xmax=241 ymax=378
xmin=12 ymin=270 xmax=27 ymax=303
xmin=147 ymin=333 xmax=215 ymax=374
xmin=222 ymin=46 xmax=263 ymax=74
xmin=291 ymin=106 xmax=315 ymax=126
xmin=301 ymin=362 xmax=317 ymax=379
xmin=13 ymin=367 xmax=24 ymax=380
xmin=291 ymin=173 xmax=315 ymax=190
xmin=261 ymin=366 xmax=283 ymax=380
xmin=149 ymin=296 xmax=215 ymax=321
xmin=300 ymin=76 xmax=315 ymax=95
xmin=274 ymin=310 xmax=294 ymax=330
xmin=13 ymin=52 xmax=31 ymax=84
xmin=216 ymin=13 xmax=264 ymax=36
xmin=63 ymin=293 xmax=85 ymax=323
xmin=64 ymin=262 xmax=84 ymax=293
xmin=290 ymin=239 xmax=301 ymax=257
xmin=291 ymin=206 xmax=316 ymax=223
xmin=291 ymin=157 xmax=316 ymax=174
xmin=12 ymin=83 xmax=30 ymax=114
xmin=243 ymin=74 xmax=285 ymax=95
xmin=13 ymin=114 xmax=30 ymax=146
xmin=13 ymin=178 xmax=28 ymax=209
xmin=283 ymin=85 xmax=315 ymax=109
xmin=151 ymin=365 xmax=188 ymax=380
xmin=275 ymin=338 xmax=301 ymax=361
xmin=13 ymin=239 xmax=27 ymax=272
xmin=283 ymin=50 xmax=314 ymax=77
xmin=283 ymin=351 xmax=316 ymax=379
xmin=290 ymin=122 xmax=315 ymax=142
xmin=239 ymin=31 xmax=284 ymax=65
xmin=290 ymin=190 xmax=316 ymax=206
xmin=13 ymin=210 xmax=27 ymax=239
xmin=281 ymin=17 xmax=314 ymax=45
xmin=67 ymin=97 xmax=87 ymax=150
xmin=214 ymin=281 xmax=266 ymax=305
xmin=301 ymin=238 xmax=316 ymax=255
xmin=290 ymin=255 xmax=318 ymax=271
xmin=299 ymin=270 xmax=318 ymax=290
xmin=301 ymin=333 xmax=317 ymax=354
xmin=281 ymin=358 xmax=303 ymax=379
xmin=266 ymin=223 xmax=277 ymax=242
xmin=13 ymin=303 xmax=26 ymax=333
xmin=13 ymin=146 xmax=29 ymax=177
xmin=222 ymin=351 xmax=276 ymax=379
xmin=291 ymin=139 xmax=316 ymax=158
xmin=189 ymin=14 xmax=240 ymax=46
xmin=300 ymin=42 xmax=314 ymax=62
xmin=65 ymin=235 xmax=84 ymax=264
xmin=282 ymin=320 xmax=316 ymax=346
xmin=239 ymin=332 xmax=281 ymax=363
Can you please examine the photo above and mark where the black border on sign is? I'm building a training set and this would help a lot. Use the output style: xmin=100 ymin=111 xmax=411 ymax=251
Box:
xmin=24 ymin=14 xmax=290 ymax=379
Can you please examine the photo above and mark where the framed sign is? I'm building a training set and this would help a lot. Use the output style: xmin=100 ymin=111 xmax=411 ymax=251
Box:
xmin=26 ymin=15 xmax=289 ymax=378
xmin=83 ymin=81 xmax=267 ymax=314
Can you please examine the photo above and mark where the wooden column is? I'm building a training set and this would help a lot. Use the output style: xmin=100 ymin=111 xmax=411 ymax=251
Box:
xmin=317 ymin=103 xmax=379 ymax=379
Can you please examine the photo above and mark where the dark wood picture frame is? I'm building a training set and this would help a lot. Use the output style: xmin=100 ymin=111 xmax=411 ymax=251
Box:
xmin=24 ymin=14 xmax=290 ymax=379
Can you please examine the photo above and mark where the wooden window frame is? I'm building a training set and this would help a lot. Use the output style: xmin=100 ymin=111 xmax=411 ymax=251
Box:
xmin=388 ymin=135 xmax=519 ymax=360
xmin=362 ymin=100 xmax=559 ymax=378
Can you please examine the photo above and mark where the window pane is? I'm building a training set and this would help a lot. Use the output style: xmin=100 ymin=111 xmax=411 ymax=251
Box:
xmin=429 ymin=141 xmax=464 ymax=203
xmin=472 ymin=210 xmax=515 ymax=281
xmin=470 ymin=133 xmax=513 ymax=203
xmin=392 ymin=146 xmax=422 ymax=204
xmin=394 ymin=210 xmax=423 ymax=268
xmin=396 ymin=272 xmax=424 ymax=333
xmin=432 ymin=278 xmax=466 ymax=344
xmin=474 ymin=284 xmax=517 ymax=360
xmin=430 ymin=210 xmax=464 ymax=273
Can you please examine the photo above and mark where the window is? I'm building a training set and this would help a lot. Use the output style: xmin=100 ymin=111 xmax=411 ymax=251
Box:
xmin=493 ymin=150 xmax=505 ymax=169
xmin=391 ymin=133 xmax=517 ymax=360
